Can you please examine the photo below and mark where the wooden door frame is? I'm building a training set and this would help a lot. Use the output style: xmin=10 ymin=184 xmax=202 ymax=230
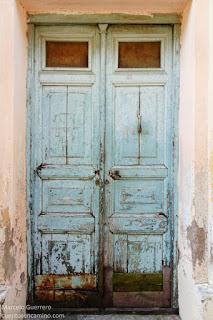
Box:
xmin=26 ymin=15 xmax=180 ymax=312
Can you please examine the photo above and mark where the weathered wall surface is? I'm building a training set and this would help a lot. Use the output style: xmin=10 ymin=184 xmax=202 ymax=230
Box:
xmin=208 ymin=0 xmax=213 ymax=287
xmin=19 ymin=0 xmax=188 ymax=14
xmin=0 ymin=0 xmax=27 ymax=317
xmin=179 ymin=0 xmax=213 ymax=319
xmin=0 ymin=0 xmax=213 ymax=319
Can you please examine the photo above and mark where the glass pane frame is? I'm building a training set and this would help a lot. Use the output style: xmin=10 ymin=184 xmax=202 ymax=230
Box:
xmin=46 ymin=41 xmax=89 ymax=68
xmin=41 ymin=36 xmax=92 ymax=71
xmin=113 ymin=36 xmax=166 ymax=72
xmin=118 ymin=41 xmax=161 ymax=69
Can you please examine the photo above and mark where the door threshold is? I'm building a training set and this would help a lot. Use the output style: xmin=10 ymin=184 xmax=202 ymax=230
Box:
xmin=34 ymin=307 xmax=179 ymax=315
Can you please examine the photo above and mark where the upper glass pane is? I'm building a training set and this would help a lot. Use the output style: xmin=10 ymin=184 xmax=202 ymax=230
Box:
xmin=46 ymin=41 xmax=88 ymax=68
xmin=118 ymin=41 xmax=161 ymax=68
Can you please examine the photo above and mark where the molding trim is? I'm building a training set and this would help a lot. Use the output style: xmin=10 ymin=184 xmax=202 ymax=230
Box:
xmin=28 ymin=13 xmax=181 ymax=25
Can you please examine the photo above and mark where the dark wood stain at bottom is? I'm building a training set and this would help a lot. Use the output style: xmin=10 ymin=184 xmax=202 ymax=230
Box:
xmin=33 ymin=267 xmax=171 ymax=308
xmin=113 ymin=272 xmax=163 ymax=292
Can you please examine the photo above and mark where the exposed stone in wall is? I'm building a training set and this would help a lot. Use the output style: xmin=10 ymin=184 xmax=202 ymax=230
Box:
xmin=187 ymin=219 xmax=207 ymax=269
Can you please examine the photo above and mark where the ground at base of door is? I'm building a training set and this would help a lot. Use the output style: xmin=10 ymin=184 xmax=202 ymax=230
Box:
xmin=33 ymin=315 xmax=180 ymax=320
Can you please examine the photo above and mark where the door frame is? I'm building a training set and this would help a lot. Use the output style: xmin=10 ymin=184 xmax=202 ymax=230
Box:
xmin=26 ymin=16 xmax=180 ymax=311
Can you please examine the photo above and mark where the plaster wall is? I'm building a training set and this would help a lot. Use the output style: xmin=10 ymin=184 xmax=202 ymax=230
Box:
xmin=208 ymin=0 xmax=213 ymax=287
xmin=19 ymin=0 xmax=188 ymax=14
xmin=0 ymin=0 xmax=213 ymax=319
xmin=0 ymin=0 xmax=27 ymax=317
xmin=179 ymin=0 xmax=213 ymax=319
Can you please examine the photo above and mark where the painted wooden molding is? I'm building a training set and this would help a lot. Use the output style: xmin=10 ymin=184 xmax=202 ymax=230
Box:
xmin=28 ymin=13 xmax=181 ymax=24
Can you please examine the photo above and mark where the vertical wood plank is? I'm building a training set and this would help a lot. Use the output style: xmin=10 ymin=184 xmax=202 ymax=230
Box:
xmin=98 ymin=23 xmax=109 ymax=302
xmin=27 ymin=23 xmax=35 ymax=303
xmin=113 ymin=234 xmax=128 ymax=273
xmin=171 ymin=23 xmax=181 ymax=308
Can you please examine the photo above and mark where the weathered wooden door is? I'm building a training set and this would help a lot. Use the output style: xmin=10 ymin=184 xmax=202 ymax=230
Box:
xmin=104 ymin=25 xmax=174 ymax=308
xmin=30 ymin=24 xmax=176 ymax=308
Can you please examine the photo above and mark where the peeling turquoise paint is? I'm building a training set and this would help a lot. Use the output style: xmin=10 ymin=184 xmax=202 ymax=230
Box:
xmin=27 ymin=22 xmax=180 ymax=308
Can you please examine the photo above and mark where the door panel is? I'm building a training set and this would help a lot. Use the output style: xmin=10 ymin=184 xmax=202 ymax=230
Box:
xmin=105 ymin=25 xmax=173 ymax=307
xmin=41 ymin=233 xmax=93 ymax=274
xmin=140 ymin=86 xmax=165 ymax=164
xmin=42 ymin=180 xmax=93 ymax=214
xmin=67 ymin=87 xmax=93 ymax=164
xmin=114 ymin=179 xmax=165 ymax=213
xmin=114 ymin=87 xmax=139 ymax=165
xmin=113 ymin=85 xmax=165 ymax=166
xmin=42 ymin=86 xmax=67 ymax=163
xmin=32 ymin=25 xmax=101 ymax=305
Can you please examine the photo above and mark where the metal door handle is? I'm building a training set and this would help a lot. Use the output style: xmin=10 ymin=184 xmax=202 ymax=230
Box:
xmin=137 ymin=113 xmax=142 ymax=134
xmin=94 ymin=170 xmax=104 ymax=187
xmin=158 ymin=212 xmax=168 ymax=219
xmin=109 ymin=170 xmax=121 ymax=180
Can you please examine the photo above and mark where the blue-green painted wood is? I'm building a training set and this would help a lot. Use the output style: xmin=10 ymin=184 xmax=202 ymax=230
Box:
xmin=28 ymin=23 xmax=179 ymax=307
xmin=26 ymin=23 xmax=35 ymax=303
xmin=105 ymin=25 xmax=174 ymax=304
xmin=171 ymin=24 xmax=181 ymax=308
xmin=31 ymin=25 xmax=101 ymax=291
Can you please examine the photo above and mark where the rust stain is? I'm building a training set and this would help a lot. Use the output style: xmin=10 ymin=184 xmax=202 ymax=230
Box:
xmin=187 ymin=219 xmax=206 ymax=268
xmin=35 ymin=289 xmax=54 ymax=302
xmin=35 ymin=274 xmax=96 ymax=291
xmin=35 ymin=273 xmax=97 ymax=303
xmin=64 ymin=290 xmax=88 ymax=302
xmin=35 ymin=288 xmax=88 ymax=303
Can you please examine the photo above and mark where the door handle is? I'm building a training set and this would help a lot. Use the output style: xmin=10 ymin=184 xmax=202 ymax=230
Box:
xmin=94 ymin=170 xmax=104 ymax=187
xmin=109 ymin=170 xmax=121 ymax=180
xmin=137 ymin=113 xmax=142 ymax=134
xmin=158 ymin=212 xmax=168 ymax=219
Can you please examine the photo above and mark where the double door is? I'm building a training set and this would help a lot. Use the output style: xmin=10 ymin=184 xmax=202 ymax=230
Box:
xmin=30 ymin=24 xmax=175 ymax=308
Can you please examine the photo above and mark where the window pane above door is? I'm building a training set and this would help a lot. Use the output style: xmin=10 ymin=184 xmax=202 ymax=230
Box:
xmin=118 ymin=41 xmax=161 ymax=68
xmin=46 ymin=41 xmax=89 ymax=68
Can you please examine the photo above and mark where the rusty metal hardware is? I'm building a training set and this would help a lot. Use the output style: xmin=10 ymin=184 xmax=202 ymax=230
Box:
xmin=94 ymin=170 xmax=104 ymax=187
xmin=35 ymin=163 xmax=48 ymax=177
xmin=94 ymin=170 xmax=111 ymax=186
xmin=137 ymin=113 xmax=142 ymax=134
xmin=158 ymin=212 xmax=168 ymax=219
xmin=109 ymin=170 xmax=121 ymax=180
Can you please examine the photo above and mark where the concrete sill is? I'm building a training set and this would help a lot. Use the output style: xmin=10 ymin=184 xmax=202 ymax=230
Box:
xmin=197 ymin=283 xmax=213 ymax=301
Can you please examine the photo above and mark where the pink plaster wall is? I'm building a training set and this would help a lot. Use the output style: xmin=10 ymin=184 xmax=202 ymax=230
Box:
xmin=179 ymin=0 xmax=213 ymax=319
xmin=0 ymin=0 xmax=27 ymax=316
xmin=19 ymin=0 xmax=188 ymax=14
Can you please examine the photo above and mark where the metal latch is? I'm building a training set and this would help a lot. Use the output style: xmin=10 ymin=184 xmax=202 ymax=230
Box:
xmin=137 ymin=113 xmax=142 ymax=134
xmin=109 ymin=170 xmax=121 ymax=180
xmin=94 ymin=170 xmax=104 ymax=187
